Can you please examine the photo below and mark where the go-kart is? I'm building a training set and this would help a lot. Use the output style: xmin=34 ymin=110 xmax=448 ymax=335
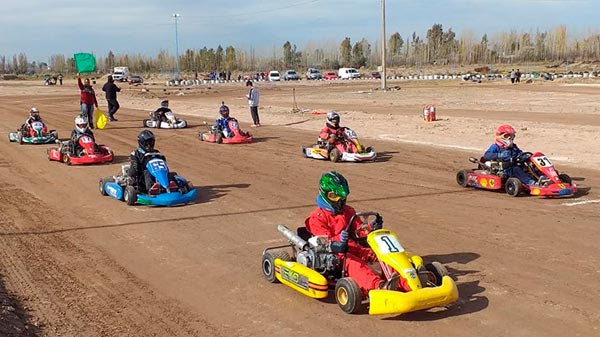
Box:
xmin=8 ymin=121 xmax=58 ymax=144
xmin=99 ymin=153 xmax=197 ymax=206
xmin=48 ymin=134 xmax=113 ymax=165
xmin=261 ymin=212 xmax=459 ymax=315
xmin=143 ymin=110 xmax=187 ymax=129
xmin=302 ymin=128 xmax=376 ymax=162
xmin=198 ymin=119 xmax=253 ymax=144
xmin=456 ymin=151 xmax=577 ymax=197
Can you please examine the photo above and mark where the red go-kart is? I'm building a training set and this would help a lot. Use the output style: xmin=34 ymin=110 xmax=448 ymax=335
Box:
xmin=198 ymin=119 xmax=253 ymax=144
xmin=456 ymin=151 xmax=577 ymax=197
xmin=48 ymin=135 xmax=113 ymax=165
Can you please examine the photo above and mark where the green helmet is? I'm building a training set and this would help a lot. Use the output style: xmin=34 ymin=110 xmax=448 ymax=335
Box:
xmin=319 ymin=171 xmax=350 ymax=213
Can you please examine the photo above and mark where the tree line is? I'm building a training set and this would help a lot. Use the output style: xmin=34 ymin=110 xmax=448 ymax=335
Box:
xmin=1 ymin=24 xmax=599 ymax=76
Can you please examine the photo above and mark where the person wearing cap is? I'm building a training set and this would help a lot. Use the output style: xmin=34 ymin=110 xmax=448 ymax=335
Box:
xmin=245 ymin=80 xmax=260 ymax=127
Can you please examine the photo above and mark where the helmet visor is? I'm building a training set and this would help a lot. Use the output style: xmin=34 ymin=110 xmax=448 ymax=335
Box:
xmin=327 ymin=191 xmax=343 ymax=202
xmin=76 ymin=123 xmax=87 ymax=129
xmin=500 ymin=133 xmax=515 ymax=140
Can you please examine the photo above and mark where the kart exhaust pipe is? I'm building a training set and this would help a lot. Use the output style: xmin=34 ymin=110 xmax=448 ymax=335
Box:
xmin=277 ymin=225 xmax=308 ymax=251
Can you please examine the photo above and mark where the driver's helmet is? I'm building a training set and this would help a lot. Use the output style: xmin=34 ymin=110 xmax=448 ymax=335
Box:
xmin=160 ymin=99 xmax=169 ymax=108
xmin=75 ymin=116 xmax=89 ymax=133
xmin=319 ymin=171 xmax=349 ymax=214
xmin=495 ymin=124 xmax=516 ymax=149
xmin=138 ymin=129 xmax=156 ymax=152
xmin=29 ymin=107 xmax=40 ymax=121
xmin=219 ymin=103 xmax=230 ymax=119
xmin=326 ymin=111 xmax=340 ymax=128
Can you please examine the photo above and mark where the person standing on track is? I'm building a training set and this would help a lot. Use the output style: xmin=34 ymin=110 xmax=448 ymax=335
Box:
xmin=102 ymin=75 xmax=121 ymax=121
xmin=246 ymin=80 xmax=260 ymax=127
xmin=77 ymin=73 xmax=98 ymax=129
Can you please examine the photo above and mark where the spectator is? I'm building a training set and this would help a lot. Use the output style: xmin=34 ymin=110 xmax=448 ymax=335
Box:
xmin=246 ymin=80 xmax=260 ymax=127
xmin=58 ymin=73 xmax=63 ymax=86
xmin=227 ymin=70 xmax=231 ymax=81
xmin=77 ymin=73 xmax=98 ymax=129
xmin=516 ymin=69 xmax=521 ymax=83
xmin=102 ymin=75 xmax=121 ymax=121
xmin=510 ymin=69 xmax=516 ymax=84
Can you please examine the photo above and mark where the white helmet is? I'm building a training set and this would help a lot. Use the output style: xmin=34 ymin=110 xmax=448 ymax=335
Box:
xmin=160 ymin=99 xmax=169 ymax=108
xmin=75 ymin=116 xmax=88 ymax=133
xmin=326 ymin=111 xmax=340 ymax=127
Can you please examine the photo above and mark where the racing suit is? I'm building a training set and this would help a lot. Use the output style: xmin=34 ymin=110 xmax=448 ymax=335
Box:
xmin=129 ymin=148 xmax=166 ymax=193
xmin=483 ymin=143 xmax=534 ymax=185
xmin=153 ymin=107 xmax=171 ymax=123
xmin=215 ymin=116 xmax=234 ymax=138
xmin=305 ymin=198 xmax=399 ymax=298
xmin=319 ymin=123 xmax=347 ymax=149
xmin=70 ymin=129 xmax=96 ymax=155
xmin=22 ymin=116 xmax=45 ymax=136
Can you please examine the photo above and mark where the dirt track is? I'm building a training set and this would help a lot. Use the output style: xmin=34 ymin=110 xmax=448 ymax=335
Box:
xmin=0 ymin=80 xmax=598 ymax=337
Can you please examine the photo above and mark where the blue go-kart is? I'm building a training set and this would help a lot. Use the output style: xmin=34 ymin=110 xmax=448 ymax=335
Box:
xmin=99 ymin=155 xmax=197 ymax=206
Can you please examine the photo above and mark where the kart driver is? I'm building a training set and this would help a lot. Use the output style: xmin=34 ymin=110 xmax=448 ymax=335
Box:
xmin=483 ymin=124 xmax=546 ymax=186
xmin=129 ymin=130 xmax=167 ymax=193
xmin=22 ymin=107 xmax=44 ymax=135
xmin=319 ymin=111 xmax=346 ymax=146
xmin=70 ymin=116 xmax=95 ymax=155
xmin=153 ymin=99 xmax=172 ymax=123
xmin=304 ymin=171 xmax=409 ymax=298
xmin=215 ymin=103 xmax=235 ymax=138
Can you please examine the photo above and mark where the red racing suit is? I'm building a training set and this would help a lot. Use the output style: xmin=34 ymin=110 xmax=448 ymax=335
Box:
xmin=305 ymin=205 xmax=382 ymax=297
xmin=319 ymin=123 xmax=346 ymax=142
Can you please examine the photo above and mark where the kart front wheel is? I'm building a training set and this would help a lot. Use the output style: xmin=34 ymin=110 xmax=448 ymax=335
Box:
xmin=62 ymin=153 xmax=71 ymax=165
xmin=424 ymin=262 xmax=448 ymax=287
xmin=99 ymin=178 xmax=108 ymax=196
xmin=261 ymin=250 xmax=291 ymax=283
xmin=456 ymin=170 xmax=469 ymax=187
xmin=330 ymin=149 xmax=341 ymax=162
xmin=301 ymin=146 xmax=308 ymax=158
xmin=505 ymin=177 xmax=523 ymax=197
xmin=124 ymin=186 xmax=137 ymax=205
xmin=558 ymin=173 xmax=572 ymax=184
xmin=335 ymin=278 xmax=362 ymax=314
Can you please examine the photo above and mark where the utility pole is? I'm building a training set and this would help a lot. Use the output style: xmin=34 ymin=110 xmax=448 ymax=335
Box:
xmin=381 ymin=0 xmax=387 ymax=90
xmin=173 ymin=13 xmax=180 ymax=80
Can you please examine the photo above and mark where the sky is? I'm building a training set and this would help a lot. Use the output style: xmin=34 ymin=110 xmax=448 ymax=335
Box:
xmin=0 ymin=0 xmax=597 ymax=62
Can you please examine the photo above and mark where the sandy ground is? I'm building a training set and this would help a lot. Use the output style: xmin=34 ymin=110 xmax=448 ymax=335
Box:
xmin=0 ymin=77 xmax=598 ymax=337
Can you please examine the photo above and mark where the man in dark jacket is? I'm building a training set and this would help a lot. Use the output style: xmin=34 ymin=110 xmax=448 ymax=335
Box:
xmin=102 ymin=75 xmax=121 ymax=121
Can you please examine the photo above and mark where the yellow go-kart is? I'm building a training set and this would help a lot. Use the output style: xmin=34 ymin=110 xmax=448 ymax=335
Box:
xmin=261 ymin=212 xmax=459 ymax=315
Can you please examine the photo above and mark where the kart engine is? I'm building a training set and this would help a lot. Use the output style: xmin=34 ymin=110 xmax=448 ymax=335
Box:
xmin=296 ymin=249 xmax=339 ymax=273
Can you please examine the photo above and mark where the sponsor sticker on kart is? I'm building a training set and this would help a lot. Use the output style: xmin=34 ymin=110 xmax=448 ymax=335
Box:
xmin=404 ymin=268 xmax=418 ymax=280
xmin=280 ymin=266 xmax=309 ymax=290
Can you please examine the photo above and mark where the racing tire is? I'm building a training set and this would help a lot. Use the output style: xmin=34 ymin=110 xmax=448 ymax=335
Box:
xmin=17 ymin=132 xmax=23 ymax=145
xmin=330 ymin=149 xmax=342 ymax=162
xmin=301 ymin=146 xmax=308 ymax=158
xmin=124 ymin=186 xmax=137 ymax=206
xmin=335 ymin=278 xmax=362 ymax=314
xmin=99 ymin=178 xmax=108 ymax=196
xmin=505 ymin=177 xmax=523 ymax=197
xmin=108 ymin=150 xmax=114 ymax=163
xmin=216 ymin=133 xmax=223 ymax=144
xmin=424 ymin=262 xmax=448 ymax=287
xmin=558 ymin=173 xmax=572 ymax=184
xmin=62 ymin=153 xmax=71 ymax=165
xmin=456 ymin=170 xmax=469 ymax=187
xmin=261 ymin=250 xmax=291 ymax=283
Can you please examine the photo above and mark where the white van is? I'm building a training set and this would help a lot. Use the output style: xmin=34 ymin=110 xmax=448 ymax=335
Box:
xmin=113 ymin=66 xmax=130 ymax=82
xmin=268 ymin=71 xmax=281 ymax=81
xmin=338 ymin=68 xmax=361 ymax=79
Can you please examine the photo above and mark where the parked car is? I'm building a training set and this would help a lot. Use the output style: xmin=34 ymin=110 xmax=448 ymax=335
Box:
xmin=306 ymin=68 xmax=322 ymax=80
xmin=268 ymin=71 xmax=281 ymax=81
xmin=338 ymin=67 xmax=361 ymax=79
xmin=283 ymin=70 xmax=300 ymax=81
xmin=324 ymin=72 xmax=339 ymax=80
xmin=368 ymin=71 xmax=381 ymax=79
xmin=129 ymin=75 xmax=144 ymax=84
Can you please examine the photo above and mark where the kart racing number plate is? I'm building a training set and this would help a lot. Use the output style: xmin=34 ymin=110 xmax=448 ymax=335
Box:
xmin=534 ymin=155 xmax=552 ymax=167
xmin=280 ymin=266 xmax=309 ymax=290
xmin=373 ymin=234 xmax=405 ymax=254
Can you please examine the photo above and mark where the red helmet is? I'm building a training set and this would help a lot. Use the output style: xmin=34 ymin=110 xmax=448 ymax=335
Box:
xmin=495 ymin=124 xmax=516 ymax=148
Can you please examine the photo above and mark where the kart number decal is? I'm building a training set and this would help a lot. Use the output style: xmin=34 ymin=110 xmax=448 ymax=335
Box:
xmin=280 ymin=266 xmax=309 ymax=290
xmin=231 ymin=121 xmax=239 ymax=129
xmin=404 ymin=268 xmax=418 ymax=280
xmin=375 ymin=235 xmax=404 ymax=253
xmin=80 ymin=136 xmax=93 ymax=143
xmin=148 ymin=159 xmax=167 ymax=171
xmin=535 ymin=156 xmax=552 ymax=167
xmin=32 ymin=122 xmax=44 ymax=129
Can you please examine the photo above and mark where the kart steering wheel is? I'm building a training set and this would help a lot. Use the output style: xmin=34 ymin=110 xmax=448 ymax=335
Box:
xmin=341 ymin=212 xmax=382 ymax=276
xmin=516 ymin=151 xmax=533 ymax=163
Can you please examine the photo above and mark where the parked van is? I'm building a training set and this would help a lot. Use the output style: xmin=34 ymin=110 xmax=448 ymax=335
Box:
xmin=112 ymin=66 xmax=130 ymax=82
xmin=338 ymin=68 xmax=361 ymax=79
xmin=268 ymin=71 xmax=281 ymax=81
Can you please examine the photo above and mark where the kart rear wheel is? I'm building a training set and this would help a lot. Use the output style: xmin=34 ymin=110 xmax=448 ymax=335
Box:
xmin=99 ymin=178 xmax=109 ymax=196
xmin=505 ymin=177 xmax=523 ymax=197
xmin=62 ymin=153 xmax=71 ymax=165
xmin=456 ymin=170 xmax=469 ymax=187
xmin=261 ymin=250 xmax=291 ymax=283
xmin=558 ymin=173 xmax=572 ymax=184
xmin=424 ymin=262 xmax=448 ymax=287
xmin=216 ymin=133 xmax=223 ymax=144
xmin=124 ymin=186 xmax=137 ymax=206
xmin=335 ymin=278 xmax=362 ymax=314
xmin=17 ymin=132 xmax=23 ymax=145
xmin=330 ymin=149 xmax=341 ymax=162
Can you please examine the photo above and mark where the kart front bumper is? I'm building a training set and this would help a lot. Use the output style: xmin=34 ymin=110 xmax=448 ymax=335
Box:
xmin=368 ymin=276 xmax=459 ymax=315
xmin=529 ymin=183 xmax=577 ymax=197
xmin=136 ymin=188 xmax=198 ymax=206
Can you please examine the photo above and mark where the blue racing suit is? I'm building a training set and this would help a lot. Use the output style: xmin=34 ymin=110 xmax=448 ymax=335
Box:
xmin=483 ymin=143 xmax=534 ymax=185
xmin=215 ymin=116 xmax=233 ymax=138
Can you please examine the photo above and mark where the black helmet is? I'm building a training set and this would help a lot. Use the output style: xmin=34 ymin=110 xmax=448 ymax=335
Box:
xmin=219 ymin=102 xmax=230 ymax=118
xmin=326 ymin=111 xmax=340 ymax=127
xmin=138 ymin=129 xmax=155 ymax=152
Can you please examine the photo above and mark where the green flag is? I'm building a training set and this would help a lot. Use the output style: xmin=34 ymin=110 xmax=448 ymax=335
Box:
xmin=73 ymin=53 xmax=96 ymax=73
